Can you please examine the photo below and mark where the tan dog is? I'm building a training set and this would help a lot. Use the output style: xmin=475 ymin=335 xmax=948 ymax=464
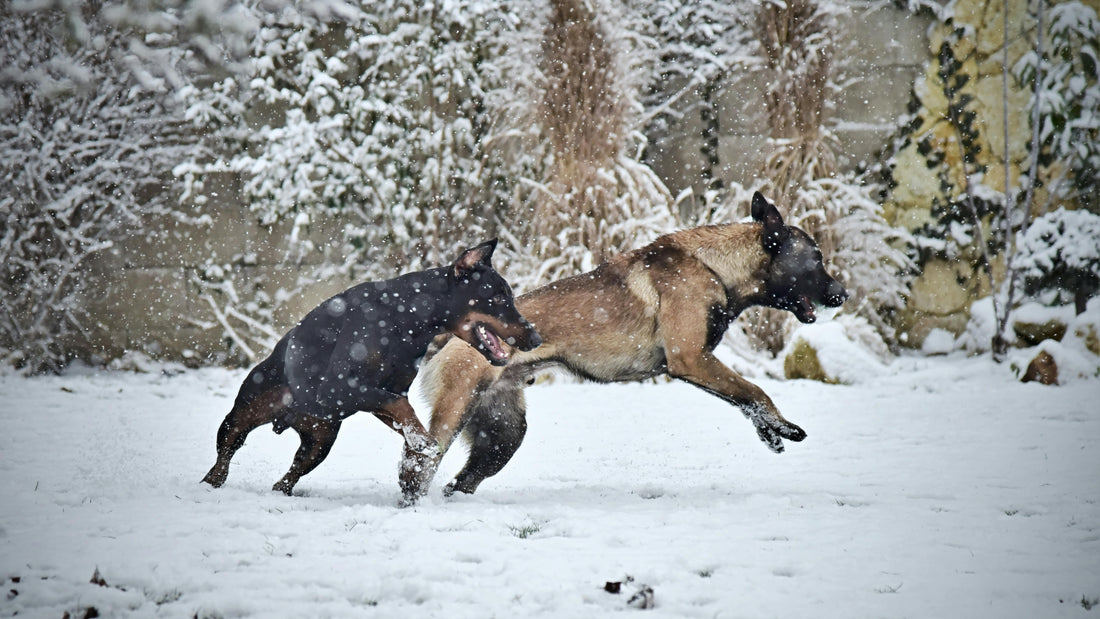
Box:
xmin=410 ymin=192 xmax=848 ymax=498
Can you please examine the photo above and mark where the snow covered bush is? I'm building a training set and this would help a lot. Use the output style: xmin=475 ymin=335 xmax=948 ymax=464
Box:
xmin=488 ymin=0 xmax=676 ymax=288
xmin=176 ymin=0 xmax=521 ymax=359
xmin=794 ymin=178 xmax=914 ymax=344
xmin=5 ymin=0 xmax=260 ymax=92
xmin=1017 ymin=208 xmax=1100 ymax=314
xmin=634 ymin=0 xmax=750 ymax=219
xmin=181 ymin=1 xmax=509 ymax=277
xmin=0 ymin=8 xmax=203 ymax=373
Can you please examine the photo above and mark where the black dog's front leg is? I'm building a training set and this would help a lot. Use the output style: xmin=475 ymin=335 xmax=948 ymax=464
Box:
xmin=371 ymin=398 xmax=440 ymax=506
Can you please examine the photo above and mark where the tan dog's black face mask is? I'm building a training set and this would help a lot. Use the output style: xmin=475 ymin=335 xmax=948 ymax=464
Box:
xmin=751 ymin=192 xmax=848 ymax=324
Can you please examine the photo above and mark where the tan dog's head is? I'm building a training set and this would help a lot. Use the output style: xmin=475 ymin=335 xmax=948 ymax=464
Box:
xmin=751 ymin=192 xmax=848 ymax=323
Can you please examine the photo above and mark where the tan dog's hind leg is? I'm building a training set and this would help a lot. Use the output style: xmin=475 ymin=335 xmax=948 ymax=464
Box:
xmin=412 ymin=339 xmax=502 ymax=497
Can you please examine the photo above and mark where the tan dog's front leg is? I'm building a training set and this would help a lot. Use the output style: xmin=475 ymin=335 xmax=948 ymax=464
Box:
xmin=653 ymin=260 xmax=805 ymax=453
xmin=665 ymin=350 xmax=806 ymax=452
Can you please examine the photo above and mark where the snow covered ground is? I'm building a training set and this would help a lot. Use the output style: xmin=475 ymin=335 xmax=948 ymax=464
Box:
xmin=1 ymin=354 xmax=1098 ymax=617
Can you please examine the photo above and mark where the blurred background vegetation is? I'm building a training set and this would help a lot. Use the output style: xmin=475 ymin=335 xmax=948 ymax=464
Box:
xmin=1 ymin=0 xmax=1097 ymax=379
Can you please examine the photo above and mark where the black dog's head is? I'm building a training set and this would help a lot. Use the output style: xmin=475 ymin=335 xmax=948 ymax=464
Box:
xmin=449 ymin=239 xmax=542 ymax=366
xmin=751 ymin=192 xmax=848 ymax=323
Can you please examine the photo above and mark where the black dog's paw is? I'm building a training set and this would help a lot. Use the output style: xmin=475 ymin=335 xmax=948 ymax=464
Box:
xmin=440 ymin=477 xmax=479 ymax=496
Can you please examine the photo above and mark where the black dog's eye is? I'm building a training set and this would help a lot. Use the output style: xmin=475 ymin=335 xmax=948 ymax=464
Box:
xmin=491 ymin=294 xmax=507 ymax=305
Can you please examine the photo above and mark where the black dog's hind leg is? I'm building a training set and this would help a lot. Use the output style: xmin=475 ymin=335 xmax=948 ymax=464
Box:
xmin=272 ymin=415 xmax=341 ymax=495
xmin=204 ymin=340 xmax=292 ymax=488
xmin=444 ymin=383 xmax=527 ymax=496
xmin=202 ymin=384 xmax=292 ymax=488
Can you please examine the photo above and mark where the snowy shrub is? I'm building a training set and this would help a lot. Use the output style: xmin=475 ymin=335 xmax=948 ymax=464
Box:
xmin=1017 ymin=208 xmax=1100 ymax=314
xmin=6 ymin=0 xmax=260 ymax=92
xmin=0 ymin=8 xmax=203 ymax=373
xmin=795 ymin=178 xmax=914 ymax=344
xmin=176 ymin=0 xmax=518 ymax=359
xmin=488 ymin=0 xmax=676 ymax=288
xmin=182 ymin=1 xmax=510 ymax=276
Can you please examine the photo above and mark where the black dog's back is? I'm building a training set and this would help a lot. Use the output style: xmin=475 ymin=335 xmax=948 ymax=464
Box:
xmin=282 ymin=268 xmax=454 ymax=422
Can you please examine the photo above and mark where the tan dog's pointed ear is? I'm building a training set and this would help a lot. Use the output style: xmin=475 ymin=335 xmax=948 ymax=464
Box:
xmin=750 ymin=192 xmax=789 ymax=254
xmin=454 ymin=239 xmax=498 ymax=277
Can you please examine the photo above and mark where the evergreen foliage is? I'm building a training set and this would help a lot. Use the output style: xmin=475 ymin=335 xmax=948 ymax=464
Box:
xmin=1018 ymin=208 xmax=1100 ymax=314
xmin=1014 ymin=1 xmax=1100 ymax=211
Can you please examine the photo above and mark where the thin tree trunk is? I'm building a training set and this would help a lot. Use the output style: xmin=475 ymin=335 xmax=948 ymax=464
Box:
xmin=994 ymin=0 xmax=1046 ymax=360
xmin=992 ymin=0 xmax=1014 ymax=361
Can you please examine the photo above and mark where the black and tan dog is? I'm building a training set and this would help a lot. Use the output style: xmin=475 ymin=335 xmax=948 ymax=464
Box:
xmin=409 ymin=191 xmax=848 ymax=497
xmin=200 ymin=239 xmax=541 ymax=503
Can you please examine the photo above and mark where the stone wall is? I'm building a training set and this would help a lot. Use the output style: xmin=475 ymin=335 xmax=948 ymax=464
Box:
xmin=886 ymin=0 xmax=1099 ymax=347
xmin=83 ymin=173 xmax=354 ymax=365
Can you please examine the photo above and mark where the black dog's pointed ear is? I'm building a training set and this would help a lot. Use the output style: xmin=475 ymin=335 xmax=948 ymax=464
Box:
xmin=454 ymin=238 xmax=497 ymax=277
xmin=750 ymin=192 xmax=789 ymax=254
